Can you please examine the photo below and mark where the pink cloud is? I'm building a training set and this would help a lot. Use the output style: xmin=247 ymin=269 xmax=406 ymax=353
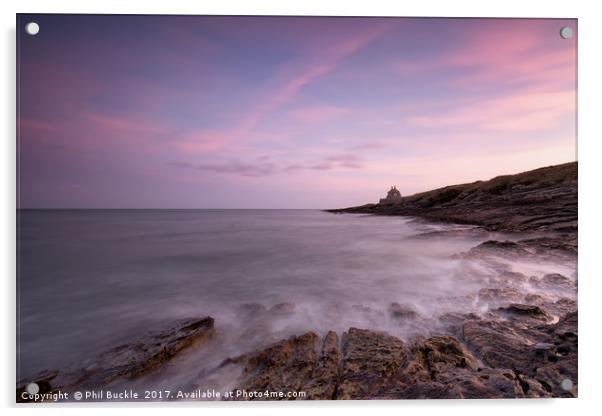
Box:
xmin=171 ymin=23 xmax=394 ymax=157
xmin=292 ymin=105 xmax=349 ymax=124
xmin=349 ymin=140 xmax=390 ymax=151
xmin=19 ymin=118 xmax=60 ymax=132
xmin=239 ymin=62 xmax=338 ymax=131
xmin=239 ymin=22 xmax=395 ymax=131
xmin=448 ymin=48 xmax=575 ymax=91
xmin=169 ymin=160 xmax=277 ymax=177
xmin=176 ymin=129 xmax=235 ymax=153
xmin=168 ymin=152 xmax=363 ymax=178
xmin=396 ymin=21 xmax=575 ymax=91
xmin=285 ymin=154 xmax=363 ymax=172
xmin=82 ymin=112 xmax=171 ymax=136
xmin=19 ymin=109 xmax=174 ymax=155
xmin=320 ymin=154 xmax=363 ymax=169
xmin=405 ymin=89 xmax=574 ymax=132
xmin=19 ymin=63 xmax=105 ymax=119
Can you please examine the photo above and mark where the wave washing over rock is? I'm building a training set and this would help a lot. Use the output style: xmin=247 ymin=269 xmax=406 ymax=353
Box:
xmin=17 ymin=163 xmax=577 ymax=401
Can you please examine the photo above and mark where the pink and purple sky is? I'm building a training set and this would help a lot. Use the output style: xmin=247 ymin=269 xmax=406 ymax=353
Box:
xmin=17 ymin=15 xmax=576 ymax=208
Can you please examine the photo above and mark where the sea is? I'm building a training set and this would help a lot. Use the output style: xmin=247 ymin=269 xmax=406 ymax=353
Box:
xmin=16 ymin=209 xmax=577 ymax=390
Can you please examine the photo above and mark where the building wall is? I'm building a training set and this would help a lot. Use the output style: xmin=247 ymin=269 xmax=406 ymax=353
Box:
xmin=379 ymin=195 xmax=403 ymax=205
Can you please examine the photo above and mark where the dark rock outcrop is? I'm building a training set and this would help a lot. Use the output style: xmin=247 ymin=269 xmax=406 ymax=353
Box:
xmin=225 ymin=309 xmax=576 ymax=400
xmin=327 ymin=162 xmax=577 ymax=234
xmin=497 ymin=303 xmax=552 ymax=321
xmin=17 ymin=317 xmax=215 ymax=402
xmin=477 ymin=287 xmax=523 ymax=304
xmin=319 ymin=161 xmax=578 ymax=398
xmin=19 ymin=307 xmax=576 ymax=402
xmin=461 ymin=239 xmax=577 ymax=264
xmin=388 ymin=303 xmax=418 ymax=320
xmin=268 ymin=302 xmax=296 ymax=316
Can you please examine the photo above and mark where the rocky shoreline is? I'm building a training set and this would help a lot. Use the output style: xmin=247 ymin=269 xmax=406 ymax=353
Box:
xmin=17 ymin=162 xmax=577 ymax=401
xmin=228 ymin=307 xmax=577 ymax=399
xmin=18 ymin=278 xmax=577 ymax=400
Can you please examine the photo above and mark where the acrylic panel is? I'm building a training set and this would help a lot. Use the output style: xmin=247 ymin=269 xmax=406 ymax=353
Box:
xmin=16 ymin=14 xmax=577 ymax=402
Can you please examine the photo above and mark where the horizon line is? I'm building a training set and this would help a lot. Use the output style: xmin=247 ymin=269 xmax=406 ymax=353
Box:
xmin=16 ymin=208 xmax=330 ymax=210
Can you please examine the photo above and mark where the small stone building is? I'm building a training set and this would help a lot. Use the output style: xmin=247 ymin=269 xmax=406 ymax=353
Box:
xmin=379 ymin=186 xmax=403 ymax=205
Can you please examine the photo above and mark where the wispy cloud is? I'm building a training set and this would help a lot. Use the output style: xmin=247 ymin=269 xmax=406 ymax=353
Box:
xmin=405 ymin=89 xmax=574 ymax=132
xmin=173 ymin=22 xmax=395 ymax=155
xmin=291 ymin=105 xmax=350 ymax=125
xmin=18 ymin=16 xmax=576 ymax=208
xmin=349 ymin=141 xmax=390 ymax=151
xmin=240 ymin=22 xmax=395 ymax=131
xmin=168 ymin=153 xmax=363 ymax=177
xmin=168 ymin=160 xmax=276 ymax=177
xmin=196 ymin=162 xmax=277 ymax=177
xmin=308 ymin=154 xmax=363 ymax=170
xmin=395 ymin=20 xmax=575 ymax=92
xmin=82 ymin=111 xmax=171 ymax=136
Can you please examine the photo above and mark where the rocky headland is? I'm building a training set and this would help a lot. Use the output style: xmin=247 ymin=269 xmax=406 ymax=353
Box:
xmin=326 ymin=162 xmax=577 ymax=235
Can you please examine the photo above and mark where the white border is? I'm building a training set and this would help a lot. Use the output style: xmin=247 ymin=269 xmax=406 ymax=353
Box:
xmin=2 ymin=1 xmax=601 ymax=415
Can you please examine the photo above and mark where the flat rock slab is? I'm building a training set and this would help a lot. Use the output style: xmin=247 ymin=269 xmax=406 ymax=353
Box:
xmin=462 ymin=312 xmax=577 ymax=397
xmin=231 ymin=331 xmax=340 ymax=400
xmin=337 ymin=328 xmax=408 ymax=399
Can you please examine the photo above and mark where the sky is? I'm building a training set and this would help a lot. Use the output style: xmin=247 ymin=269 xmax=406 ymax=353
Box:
xmin=17 ymin=15 xmax=577 ymax=209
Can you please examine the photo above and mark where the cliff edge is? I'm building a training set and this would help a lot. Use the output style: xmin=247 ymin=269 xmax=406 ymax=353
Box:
xmin=327 ymin=162 xmax=577 ymax=234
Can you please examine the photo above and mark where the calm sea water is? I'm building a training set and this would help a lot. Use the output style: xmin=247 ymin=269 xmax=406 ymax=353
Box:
xmin=17 ymin=209 xmax=576 ymax=385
